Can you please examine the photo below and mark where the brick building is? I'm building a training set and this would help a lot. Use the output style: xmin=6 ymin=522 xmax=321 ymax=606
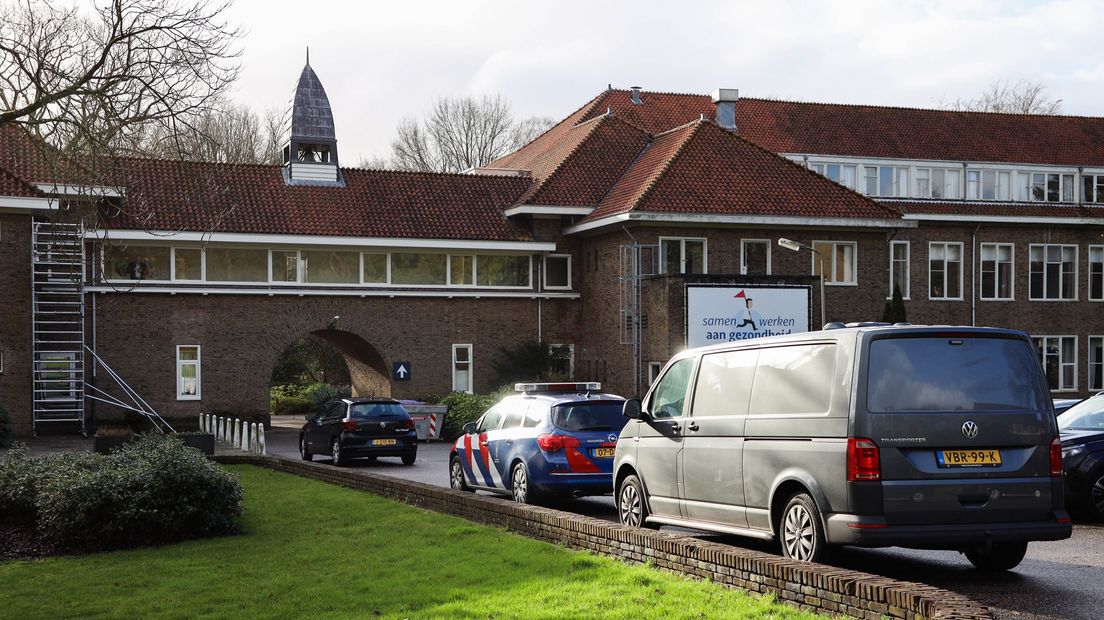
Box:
xmin=1 ymin=63 xmax=1102 ymax=437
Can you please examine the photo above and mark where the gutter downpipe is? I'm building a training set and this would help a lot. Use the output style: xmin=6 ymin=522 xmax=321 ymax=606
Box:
xmin=971 ymin=223 xmax=981 ymax=327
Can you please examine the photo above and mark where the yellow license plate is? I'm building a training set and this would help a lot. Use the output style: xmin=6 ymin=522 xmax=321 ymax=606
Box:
xmin=594 ymin=447 xmax=616 ymax=458
xmin=938 ymin=449 xmax=1001 ymax=467
xmin=372 ymin=439 xmax=397 ymax=446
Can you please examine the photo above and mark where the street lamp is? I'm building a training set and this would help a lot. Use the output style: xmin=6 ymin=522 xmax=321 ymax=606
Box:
xmin=778 ymin=238 xmax=826 ymax=329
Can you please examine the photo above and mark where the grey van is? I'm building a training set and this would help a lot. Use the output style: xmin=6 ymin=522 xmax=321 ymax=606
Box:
xmin=614 ymin=325 xmax=1072 ymax=570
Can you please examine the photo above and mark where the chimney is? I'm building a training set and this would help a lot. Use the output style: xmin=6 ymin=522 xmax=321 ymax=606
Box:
xmin=630 ymin=86 xmax=643 ymax=105
xmin=711 ymin=88 xmax=739 ymax=130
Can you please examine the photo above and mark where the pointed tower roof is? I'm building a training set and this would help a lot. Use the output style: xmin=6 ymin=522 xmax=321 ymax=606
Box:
xmin=290 ymin=58 xmax=337 ymax=142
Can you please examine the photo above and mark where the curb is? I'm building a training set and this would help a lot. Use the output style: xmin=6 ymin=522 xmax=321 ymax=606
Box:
xmin=216 ymin=454 xmax=992 ymax=620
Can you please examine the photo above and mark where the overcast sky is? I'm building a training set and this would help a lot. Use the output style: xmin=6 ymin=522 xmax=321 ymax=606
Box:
xmin=223 ymin=0 xmax=1104 ymax=164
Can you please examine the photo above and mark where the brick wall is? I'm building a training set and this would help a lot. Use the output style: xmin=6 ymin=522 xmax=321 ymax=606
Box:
xmin=215 ymin=455 xmax=992 ymax=620
xmin=0 ymin=214 xmax=32 ymax=436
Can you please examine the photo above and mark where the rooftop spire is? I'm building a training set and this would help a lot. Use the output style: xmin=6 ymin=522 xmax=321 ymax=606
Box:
xmin=306 ymin=45 xmax=310 ymax=67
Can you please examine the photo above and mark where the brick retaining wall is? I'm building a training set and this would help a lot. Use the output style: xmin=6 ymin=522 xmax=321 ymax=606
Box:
xmin=216 ymin=455 xmax=991 ymax=620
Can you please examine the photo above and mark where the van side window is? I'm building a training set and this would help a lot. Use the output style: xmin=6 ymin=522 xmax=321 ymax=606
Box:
xmin=501 ymin=403 xmax=526 ymax=429
xmin=694 ymin=349 xmax=758 ymax=417
xmin=479 ymin=405 xmax=506 ymax=432
xmin=749 ymin=344 xmax=837 ymax=415
xmin=650 ymin=358 xmax=695 ymax=419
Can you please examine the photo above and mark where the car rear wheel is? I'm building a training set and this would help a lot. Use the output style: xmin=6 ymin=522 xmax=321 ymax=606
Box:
xmin=511 ymin=462 xmax=538 ymax=504
xmin=1087 ymin=467 xmax=1104 ymax=522
xmin=618 ymin=474 xmax=658 ymax=529
xmin=401 ymin=452 xmax=417 ymax=466
xmin=780 ymin=493 xmax=829 ymax=563
xmin=299 ymin=435 xmax=312 ymax=461
xmin=331 ymin=439 xmax=345 ymax=467
xmin=450 ymin=456 xmax=472 ymax=492
xmin=965 ymin=541 xmax=1029 ymax=571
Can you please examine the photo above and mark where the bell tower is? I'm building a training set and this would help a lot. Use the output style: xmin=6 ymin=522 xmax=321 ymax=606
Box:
xmin=283 ymin=49 xmax=342 ymax=185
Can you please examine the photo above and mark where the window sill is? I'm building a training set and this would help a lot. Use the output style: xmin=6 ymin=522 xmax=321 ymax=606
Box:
xmin=1028 ymin=298 xmax=1080 ymax=302
xmin=823 ymin=282 xmax=858 ymax=287
xmin=177 ymin=396 xmax=201 ymax=401
xmin=928 ymin=297 xmax=965 ymax=302
xmin=979 ymin=297 xmax=1015 ymax=302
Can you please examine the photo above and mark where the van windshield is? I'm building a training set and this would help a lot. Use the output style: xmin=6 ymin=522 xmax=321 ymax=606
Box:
xmin=867 ymin=336 xmax=1046 ymax=412
xmin=552 ymin=401 xmax=627 ymax=432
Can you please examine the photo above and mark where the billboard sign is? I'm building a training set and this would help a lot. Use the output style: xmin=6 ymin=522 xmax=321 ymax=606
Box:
xmin=686 ymin=285 xmax=810 ymax=348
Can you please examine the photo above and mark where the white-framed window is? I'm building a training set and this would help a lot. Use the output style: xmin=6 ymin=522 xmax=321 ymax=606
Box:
xmin=362 ymin=252 xmax=389 ymax=284
xmin=1029 ymin=244 xmax=1077 ymax=300
xmin=176 ymin=345 xmax=201 ymax=400
xmin=172 ymin=247 xmax=203 ymax=281
xmin=915 ymin=167 xmax=961 ymax=199
xmin=979 ymin=243 xmax=1014 ymax=300
xmin=807 ymin=162 xmax=857 ymax=190
xmin=1019 ymin=172 xmax=1075 ymax=202
xmin=740 ymin=239 xmax=771 ymax=275
xmin=888 ymin=240 xmax=909 ymax=299
xmin=659 ymin=237 xmax=707 ymax=274
xmin=928 ymin=242 xmax=963 ymax=300
xmin=448 ymin=254 xmax=475 ymax=286
xmin=811 ymin=241 xmax=857 ymax=285
xmin=543 ymin=254 xmax=572 ymax=289
xmin=647 ymin=361 xmax=664 ymax=389
xmin=966 ymin=170 xmax=1012 ymax=201
xmin=1089 ymin=246 xmax=1103 ymax=301
xmin=102 ymin=244 xmax=172 ymax=282
xmin=38 ymin=352 xmax=78 ymax=401
xmin=270 ymin=249 xmax=299 ymax=283
xmin=1033 ymin=336 xmax=1077 ymax=392
xmin=862 ymin=165 xmax=909 ymax=197
xmin=1083 ymin=173 xmax=1104 ymax=204
xmin=550 ymin=344 xmax=574 ymax=378
xmin=452 ymin=344 xmax=473 ymax=393
xmin=1089 ymin=336 xmax=1103 ymax=392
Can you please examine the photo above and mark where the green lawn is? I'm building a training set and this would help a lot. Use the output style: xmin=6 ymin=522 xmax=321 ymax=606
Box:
xmin=0 ymin=466 xmax=820 ymax=619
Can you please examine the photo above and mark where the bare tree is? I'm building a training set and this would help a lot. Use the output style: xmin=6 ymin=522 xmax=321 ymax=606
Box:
xmin=128 ymin=101 xmax=285 ymax=164
xmin=0 ymin=0 xmax=242 ymax=160
xmin=385 ymin=95 xmax=554 ymax=173
xmin=943 ymin=80 xmax=1063 ymax=115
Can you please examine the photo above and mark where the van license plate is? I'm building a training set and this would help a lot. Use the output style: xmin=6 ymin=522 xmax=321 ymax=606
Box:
xmin=937 ymin=449 xmax=1001 ymax=467
xmin=372 ymin=439 xmax=397 ymax=446
xmin=593 ymin=447 xmax=616 ymax=459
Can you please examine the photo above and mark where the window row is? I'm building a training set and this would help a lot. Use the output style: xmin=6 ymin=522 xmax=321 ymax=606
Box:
xmin=1032 ymin=336 xmax=1104 ymax=393
xmin=102 ymin=245 xmax=573 ymax=290
xmin=808 ymin=161 xmax=1103 ymax=203
xmin=659 ymin=237 xmax=859 ymax=285
xmin=889 ymin=242 xmax=1104 ymax=302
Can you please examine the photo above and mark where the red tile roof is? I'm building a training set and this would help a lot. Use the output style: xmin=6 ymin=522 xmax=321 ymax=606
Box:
xmin=587 ymin=120 xmax=900 ymax=223
xmin=886 ymin=201 xmax=1104 ymax=220
xmin=0 ymin=166 xmax=45 ymax=198
xmin=530 ymin=88 xmax=1104 ymax=167
xmin=0 ymin=124 xmax=87 ymax=187
xmin=101 ymin=158 xmax=534 ymax=241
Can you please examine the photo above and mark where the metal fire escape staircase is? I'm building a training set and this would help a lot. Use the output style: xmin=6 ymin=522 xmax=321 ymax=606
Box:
xmin=31 ymin=221 xmax=87 ymax=436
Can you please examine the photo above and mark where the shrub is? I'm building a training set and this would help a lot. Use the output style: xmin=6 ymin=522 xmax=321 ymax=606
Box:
xmin=439 ymin=391 xmax=499 ymax=439
xmin=0 ymin=445 xmax=52 ymax=526
xmin=307 ymin=383 xmax=351 ymax=410
xmin=0 ymin=403 xmax=11 ymax=447
xmin=270 ymin=396 xmax=314 ymax=416
xmin=14 ymin=434 xmax=243 ymax=550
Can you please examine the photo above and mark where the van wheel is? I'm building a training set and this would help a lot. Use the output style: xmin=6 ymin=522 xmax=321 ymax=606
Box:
xmin=618 ymin=474 xmax=658 ymax=529
xmin=965 ymin=542 xmax=1029 ymax=571
xmin=450 ymin=455 xmax=472 ymax=492
xmin=1086 ymin=467 xmax=1104 ymax=522
xmin=780 ymin=493 xmax=829 ymax=563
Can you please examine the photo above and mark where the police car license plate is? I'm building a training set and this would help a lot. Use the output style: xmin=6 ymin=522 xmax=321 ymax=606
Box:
xmin=937 ymin=449 xmax=1001 ymax=467
xmin=372 ymin=439 xmax=397 ymax=446
xmin=593 ymin=447 xmax=616 ymax=459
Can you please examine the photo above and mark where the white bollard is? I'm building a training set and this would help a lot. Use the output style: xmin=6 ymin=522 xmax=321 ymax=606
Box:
xmin=233 ymin=419 xmax=240 ymax=447
xmin=240 ymin=421 xmax=249 ymax=452
xmin=257 ymin=424 xmax=267 ymax=456
xmin=216 ymin=417 xmax=222 ymax=442
xmin=202 ymin=413 xmax=208 ymax=434
xmin=251 ymin=423 xmax=259 ymax=453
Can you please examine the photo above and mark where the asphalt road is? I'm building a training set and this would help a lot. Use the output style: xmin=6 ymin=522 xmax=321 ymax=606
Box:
xmin=266 ymin=422 xmax=1104 ymax=620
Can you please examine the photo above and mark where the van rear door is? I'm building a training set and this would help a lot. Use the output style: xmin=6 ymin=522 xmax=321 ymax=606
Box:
xmin=856 ymin=332 xmax=1059 ymax=525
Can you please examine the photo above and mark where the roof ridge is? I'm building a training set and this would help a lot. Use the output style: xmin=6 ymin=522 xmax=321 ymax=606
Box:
xmin=628 ymin=120 xmax=706 ymax=212
xmin=740 ymin=96 xmax=1104 ymax=122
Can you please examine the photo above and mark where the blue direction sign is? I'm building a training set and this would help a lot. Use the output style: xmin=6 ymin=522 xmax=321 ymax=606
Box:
xmin=392 ymin=361 xmax=412 ymax=381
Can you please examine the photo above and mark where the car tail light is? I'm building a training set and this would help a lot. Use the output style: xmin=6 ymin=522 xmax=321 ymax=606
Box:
xmin=403 ymin=419 xmax=415 ymax=430
xmin=1050 ymin=436 xmax=1063 ymax=477
xmin=536 ymin=434 xmax=581 ymax=452
xmin=342 ymin=420 xmax=358 ymax=432
xmin=847 ymin=437 xmax=880 ymax=481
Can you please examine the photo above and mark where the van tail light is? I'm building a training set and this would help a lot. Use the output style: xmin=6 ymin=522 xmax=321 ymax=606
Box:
xmin=342 ymin=421 xmax=359 ymax=432
xmin=537 ymin=434 xmax=581 ymax=452
xmin=847 ymin=437 xmax=881 ymax=481
xmin=1050 ymin=436 xmax=1063 ymax=477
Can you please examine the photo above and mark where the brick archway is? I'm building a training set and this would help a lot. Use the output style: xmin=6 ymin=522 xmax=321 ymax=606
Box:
xmin=309 ymin=328 xmax=391 ymax=398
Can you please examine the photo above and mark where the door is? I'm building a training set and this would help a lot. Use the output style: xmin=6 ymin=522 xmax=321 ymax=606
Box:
xmin=317 ymin=401 xmax=345 ymax=453
xmin=494 ymin=401 xmax=529 ymax=483
xmin=681 ymin=348 xmax=756 ymax=527
xmin=462 ymin=405 xmax=507 ymax=489
xmin=636 ymin=357 xmax=696 ymax=518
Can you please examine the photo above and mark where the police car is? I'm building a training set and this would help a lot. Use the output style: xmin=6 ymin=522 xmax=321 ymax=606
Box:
xmin=449 ymin=382 xmax=627 ymax=504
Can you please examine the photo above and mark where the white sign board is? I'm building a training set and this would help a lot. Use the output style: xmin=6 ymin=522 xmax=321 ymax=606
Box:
xmin=686 ymin=285 xmax=810 ymax=348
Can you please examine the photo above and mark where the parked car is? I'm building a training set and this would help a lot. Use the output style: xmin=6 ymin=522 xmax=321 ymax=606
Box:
xmin=1053 ymin=398 xmax=1082 ymax=416
xmin=300 ymin=398 xmax=418 ymax=466
xmin=615 ymin=325 xmax=1072 ymax=570
xmin=1058 ymin=392 xmax=1104 ymax=521
xmin=449 ymin=382 xmax=626 ymax=503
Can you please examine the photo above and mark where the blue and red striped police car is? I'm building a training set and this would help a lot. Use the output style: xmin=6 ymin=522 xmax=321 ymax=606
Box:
xmin=449 ymin=382 xmax=628 ymax=504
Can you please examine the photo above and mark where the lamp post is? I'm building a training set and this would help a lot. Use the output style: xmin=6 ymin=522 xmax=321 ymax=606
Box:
xmin=778 ymin=238 xmax=826 ymax=329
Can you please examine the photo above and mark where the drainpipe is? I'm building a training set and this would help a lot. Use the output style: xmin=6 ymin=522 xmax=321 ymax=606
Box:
xmin=537 ymin=257 xmax=543 ymax=342
xmin=971 ymin=223 xmax=981 ymax=327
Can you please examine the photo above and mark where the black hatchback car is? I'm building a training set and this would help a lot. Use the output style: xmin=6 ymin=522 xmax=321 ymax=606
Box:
xmin=1059 ymin=392 xmax=1104 ymax=521
xmin=300 ymin=398 xmax=418 ymax=466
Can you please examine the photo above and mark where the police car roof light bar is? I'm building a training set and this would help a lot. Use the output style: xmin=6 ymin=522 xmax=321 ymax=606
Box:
xmin=515 ymin=382 xmax=602 ymax=393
